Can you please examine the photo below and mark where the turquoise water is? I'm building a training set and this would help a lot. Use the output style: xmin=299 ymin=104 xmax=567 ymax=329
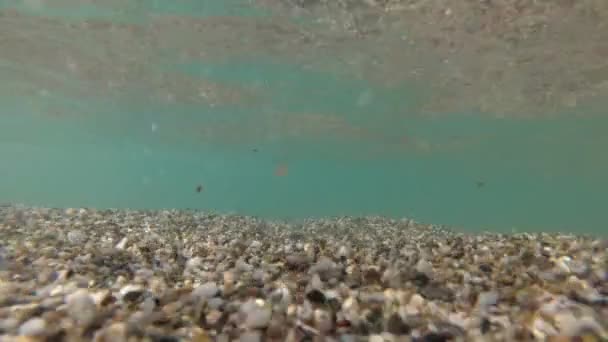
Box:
xmin=1 ymin=1 xmax=607 ymax=234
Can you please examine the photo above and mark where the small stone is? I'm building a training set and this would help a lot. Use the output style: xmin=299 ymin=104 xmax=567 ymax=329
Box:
xmin=66 ymin=289 xmax=97 ymax=326
xmin=297 ymin=301 xmax=315 ymax=321
xmin=409 ymin=294 xmax=425 ymax=308
xmin=339 ymin=334 xmax=356 ymax=342
xmin=314 ymin=309 xmax=333 ymax=333
xmin=252 ymin=269 xmax=266 ymax=285
xmin=310 ymin=257 xmax=338 ymax=280
xmin=193 ymin=282 xmax=219 ymax=299
xmin=19 ymin=318 xmax=46 ymax=336
xmin=338 ymin=245 xmax=350 ymax=259
xmin=120 ymin=284 xmax=145 ymax=302
xmin=94 ymin=322 xmax=127 ymax=342
xmin=191 ymin=327 xmax=212 ymax=342
xmin=411 ymin=272 xmax=431 ymax=287
xmin=286 ymin=254 xmax=310 ymax=270
xmin=67 ymin=230 xmax=87 ymax=244
xmin=419 ymin=284 xmax=454 ymax=302
xmin=0 ymin=317 xmax=19 ymax=332
xmin=415 ymin=259 xmax=434 ymax=277
xmin=369 ymin=335 xmax=384 ymax=342
xmin=186 ymin=257 xmax=203 ymax=270
xmin=310 ymin=273 xmax=323 ymax=289
xmin=479 ymin=263 xmax=493 ymax=273
xmin=363 ymin=267 xmax=382 ymax=284
xmin=267 ymin=316 xmax=286 ymax=339
xmin=236 ymin=259 xmax=253 ymax=273
xmin=208 ymin=297 xmax=225 ymax=310
xmin=361 ymin=292 xmax=385 ymax=304
xmin=418 ymin=332 xmax=451 ymax=342
xmin=10 ymin=303 xmax=43 ymax=322
xmin=91 ymin=290 xmax=113 ymax=307
xmin=306 ymin=289 xmax=327 ymax=304
xmin=206 ymin=310 xmax=224 ymax=326
xmin=244 ymin=307 xmax=271 ymax=329
xmin=387 ymin=313 xmax=410 ymax=335
xmin=559 ymin=315 xmax=607 ymax=339
xmin=239 ymin=330 xmax=262 ymax=342
xmin=115 ymin=237 xmax=128 ymax=250
xmin=477 ymin=291 xmax=498 ymax=310
xmin=434 ymin=321 xmax=465 ymax=339
xmin=480 ymin=317 xmax=491 ymax=334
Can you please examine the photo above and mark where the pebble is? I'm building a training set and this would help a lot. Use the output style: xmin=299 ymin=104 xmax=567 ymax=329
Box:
xmin=120 ymin=284 xmax=145 ymax=302
xmin=244 ymin=306 xmax=271 ymax=329
xmin=239 ymin=330 xmax=262 ymax=342
xmin=415 ymin=259 xmax=434 ymax=277
xmin=477 ymin=291 xmax=498 ymax=310
xmin=66 ymin=289 xmax=97 ymax=326
xmin=18 ymin=318 xmax=46 ymax=336
xmin=386 ymin=313 xmax=410 ymax=335
xmin=193 ymin=282 xmax=219 ymax=299
xmin=115 ymin=237 xmax=128 ymax=250
xmin=67 ymin=230 xmax=87 ymax=244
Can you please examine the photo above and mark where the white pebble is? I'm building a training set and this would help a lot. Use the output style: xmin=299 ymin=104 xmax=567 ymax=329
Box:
xmin=244 ymin=307 xmax=272 ymax=329
xmin=311 ymin=273 xmax=323 ymax=289
xmin=338 ymin=245 xmax=350 ymax=258
xmin=314 ymin=309 xmax=333 ymax=333
xmin=193 ymin=282 xmax=219 ymax=299
xmin=415 ymin=258 xmax=433 ymax=276
xmin=236 ymin=259 xmax=253 ymax=273
xmin=19 ymin=317 xmax=47 ymax=336
xmin=66 ymin=289 xmax=97 ymax=326
xmin=120 ymin=284 xmax=144 ymax=300
xmin=186 ymin=257 xmax=203 ymax=270
xmin=67 ymin=230 xmax=87 ymax=244
xmin=115 ymin=237 xmax=128 ymax=250
xmin=369 ymin=335 xmax=384 ymax=342
xmin=477 ymin=291 xmax=498 ymax=311
xmin=239 ymin=331 xmax=262 ymax=342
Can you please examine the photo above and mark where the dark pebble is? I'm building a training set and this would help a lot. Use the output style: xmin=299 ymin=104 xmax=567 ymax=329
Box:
xmin=123 ymin=290 xmax=145 ymax=302
xmin=386 ymin=313 xmax=411 ymax=335
xmin=479 ymin=263 xmax=493 ymax=273
xmin=305 ymin=289 xmax=327 ymax=304
xmin=419 ymin=284 xmax=454 ymax=302
xmin=480 ymin=317 xmax=491 ymax=334
xmin=411 ymin=272 xmax=431 ymax=287
xmin=416 ymin=332 xmax=451 ymax=342
xmin=286 ymin=254 xmax=310 ymax=270
xmin=434 ymin=321 xmax=465 ymax=338
xmin=363 ymin=268 xmax=382 ymax=284
xmin=149 ymin=334 xmax=180 ymax=342
xmin=364 ymin=307 xmax=384 ymax=334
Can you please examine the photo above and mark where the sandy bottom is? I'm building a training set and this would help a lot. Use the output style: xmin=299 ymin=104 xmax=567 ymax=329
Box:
xmin=0 ymin=205 xmax=607 ymax=341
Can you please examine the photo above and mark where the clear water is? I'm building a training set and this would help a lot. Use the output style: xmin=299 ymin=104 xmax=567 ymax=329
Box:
xmin=1 ymin=0 xmax=607 ymax=234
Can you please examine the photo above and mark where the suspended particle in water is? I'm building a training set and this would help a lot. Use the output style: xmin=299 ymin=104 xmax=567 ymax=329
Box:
xmin=252 ymin=148 xmax=259 ymax=152
xmin=151 ymin=123 xmax=158 ymax=132
xmin=275 ymin=164 xmax=289 ymax=177
xmin=196 ymin=185 xmax=203 ymax=193
xmin=476 ymin=181 xmax=485 ymax=188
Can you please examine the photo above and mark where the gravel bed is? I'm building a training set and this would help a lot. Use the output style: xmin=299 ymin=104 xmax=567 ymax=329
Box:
xmin=0 ymin=205 xmax=607 ymax=341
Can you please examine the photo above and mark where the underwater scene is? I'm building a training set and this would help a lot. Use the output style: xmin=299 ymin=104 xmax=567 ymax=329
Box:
xmin=0 ymin=0 xmax=607 ymax=341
